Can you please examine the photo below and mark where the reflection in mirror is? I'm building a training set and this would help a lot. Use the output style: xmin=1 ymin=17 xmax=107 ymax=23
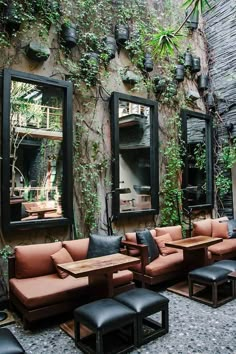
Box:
xmin=110 ymin=92 xmax=158 ymax=219
xmin=9 ymin=81 xmax=63 ymax=221
xmin=119 ymin=100 xmax=151 ymax=212
xmin=181 ymin=109 xmax=212 ymax=209
xmin=2 ymin=69 xmax=73 ymax=230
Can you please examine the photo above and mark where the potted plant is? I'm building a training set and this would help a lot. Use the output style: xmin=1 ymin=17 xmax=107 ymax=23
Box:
xmin=25 ymin=41 xmax=50 ymax=62
xmin=4 ymin=2 xmax=21 ymax=33
xmin=153 ymin=76 xmax=167 ymax=94
xmin=115 ymin=23 xmax=129 ymax=45
xmin=175 ymin=64 xmax=185 ymax=82
xmin=198 ymin=73 xmax=208 ymax=90
xmin=143 ymin=53 xmax=153 ymax=72
xmin=122 ymin=70 xmax=141 ymax=85
xmin=192 ymin=56 xmax=201 ymax=73
xmin=184 ymin=50 xmax=193 ymax=69
xmin=104 ymin=35 xmax=117 ymax=60
xmin=0 ymin=245 xmax=13 ymax=321
xmin=80 ymin=52 xmax=100 ymax=86
xmin=185 ymin=8 xmax=199 ymax=30
xmin=61 ymin=22 xmax=77 ymax=49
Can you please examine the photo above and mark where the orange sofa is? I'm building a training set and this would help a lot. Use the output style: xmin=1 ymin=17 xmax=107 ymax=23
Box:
xmin=192 ymin=217 xmax=236 ymax=261
xmin=8 ymin=239 xmax=134 ymax=328
xmin=122 ymin=226 xmax=186 ymax=287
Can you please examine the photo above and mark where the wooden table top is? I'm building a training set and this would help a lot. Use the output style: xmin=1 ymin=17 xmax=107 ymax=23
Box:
xmin=58 ymin=253 xmax=140 ymax=278
xmin=165 ymin=235 xmax=223 ymax=251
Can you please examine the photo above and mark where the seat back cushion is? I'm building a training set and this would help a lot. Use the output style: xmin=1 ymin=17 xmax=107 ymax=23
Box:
xmin=211 ymin=220 xmax=229 ymax=239
xmin=192 ymin=217 xmax=228 ymax=237
xmin=154 ymin=233 xmax=178 ymax=256
xmin=87 ymin=234 xmax=122 ymax=258
xmin=15 ymin=242 xmax=62 ymax=279
xmin=155 ymin=225 xmax=182 ymax=241
xmin=51 ymin=247 xmax=74 ymax=278
xmin=219 ymin=219 xmax=236 ymax=238
xmin=63 ymin=238 xmax=90 ymax=261
xmin=136 ymin=230 xmax=159 ymax=262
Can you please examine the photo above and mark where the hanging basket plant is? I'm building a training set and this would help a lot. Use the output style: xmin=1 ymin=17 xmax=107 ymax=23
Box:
xmin=115 ymin=23 xmax=129 ymax=46
xmin=121 ymin=70 xmax=141 ymax=85
xmin=4 ymin=2 xmax=22 ymax=33
xmin=198 ymin=73 xmax=208 ymax=90
xmin=192 ymin=56 xmax=201 ymax=73
xmin=104 ymin=35 xmax=117 ymax=60
xmin=185 ymin=8 xmax=199 ymax=30
xmin=175 ymin=64 xmax=185 ymax=82
xmin=61 ymin=22 xmax=77 ymax=49
xmin=143 ymin=53 xmax=153 ymax=72
xmin=153 ymin=76 xmax=167 ymax=94
xmin=80 ymin=52 xmax=100 ymax=86
xmin=25 ymin=41 xmax=50 ymax=62
xmin=184 ymin=50 xmax=193 ymax=69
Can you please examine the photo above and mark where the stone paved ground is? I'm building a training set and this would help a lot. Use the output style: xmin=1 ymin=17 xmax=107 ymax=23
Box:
xmin=4 ymin=291 xmax=236 ymax=354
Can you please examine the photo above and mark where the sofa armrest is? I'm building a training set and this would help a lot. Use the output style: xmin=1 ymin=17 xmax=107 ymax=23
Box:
xmin=8 ymin=256 xmax=16 ymax=279
xmin=121 ymin=240 xmax=149 ymax=271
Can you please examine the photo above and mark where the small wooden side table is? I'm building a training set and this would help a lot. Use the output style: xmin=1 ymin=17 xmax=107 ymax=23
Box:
xmin=228 ymin=271 xmax=236 ymax=298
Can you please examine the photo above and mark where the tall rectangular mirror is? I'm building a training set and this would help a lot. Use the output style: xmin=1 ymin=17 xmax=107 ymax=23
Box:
xmin=1 ymin=69 xmax=73 ymax=231
xmin=110 ymin=92 xmax=159 ymax=219
xmin=181 ymin=109 xmax=213 ymax=209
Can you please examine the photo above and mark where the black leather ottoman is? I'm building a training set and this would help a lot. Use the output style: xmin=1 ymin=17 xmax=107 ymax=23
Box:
xmin=114 ymin=288 xmax=169 ymax=347
xmin=0 ymin=328 xmax=25 ymax=354
xmin=188 ymin=265 xmax=234 ymax=307
xmin=211 ymin=260 xmax=236 ymax=272
xmin=74 ymin=298 xmax=137 ymax=354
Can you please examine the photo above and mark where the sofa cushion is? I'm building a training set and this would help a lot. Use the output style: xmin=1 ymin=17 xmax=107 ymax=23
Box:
xmin=155 ymin=225 xmax=182 ymax=241
xmin=87 ymin=235 xmax=122 ymax=258
xmin=192 ymin=217 xmax=228 ymax=237
xmin=15 ymin=242 xmax=62 ymax=279
xmin=208 ymin=239 xmax=236 ymax=256
xmin=63 ymin=238 xmax=90 ymax=261
xmin=136 ymin=230 xmax=159 ymax=262
xmin=220 ymin=219 xmax=236 ymax=238
xmin=145 ymin=251 xmax=184 ymax=277
xmin=154 ymin=233 xmax=178 ymax=256
xmin=51 ymin=248 xmax=73 ymax=279
xmin=9 ymin=274 xmax=89 ymax=310
xmin=211 ymin=220 xmax=229 ymax=239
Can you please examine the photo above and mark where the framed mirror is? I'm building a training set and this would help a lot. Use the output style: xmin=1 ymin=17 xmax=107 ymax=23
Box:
xmin=110 ymin=92 xmax=159 ymax=220
xmin=1 ymin=69 xmax=73 ymax=231
xmin=181 ymin=109 xmax=213 ymax=209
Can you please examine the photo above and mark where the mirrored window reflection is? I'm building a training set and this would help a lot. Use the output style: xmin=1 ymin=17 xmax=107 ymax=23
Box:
xmin=118 ymin=100 xmax=151 ymax=212
xmin=9 ymin=80 xmax=64 ymax=221
xmin=185 ymin=118 xmax=207 ymax=206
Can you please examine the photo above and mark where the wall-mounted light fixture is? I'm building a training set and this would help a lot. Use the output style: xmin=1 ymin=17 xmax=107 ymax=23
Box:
xmin=105 ymin=188 xmax=131 ymax=235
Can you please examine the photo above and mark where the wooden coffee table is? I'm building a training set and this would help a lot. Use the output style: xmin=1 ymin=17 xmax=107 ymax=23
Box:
xmin=58 ymin=253 xmax=140 ymax=298
xmin=165 ymin=236 xmax=223 ymax=297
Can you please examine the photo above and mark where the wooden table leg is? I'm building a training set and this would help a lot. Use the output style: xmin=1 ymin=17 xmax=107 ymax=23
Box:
xmin=183 ymin=248 xmax=209 ymax=270
xmin=88 ymin=272 xmax=114 ymax=298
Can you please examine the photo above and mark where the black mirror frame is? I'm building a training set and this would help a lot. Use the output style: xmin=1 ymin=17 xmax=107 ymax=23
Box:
xmin=110 ymin=91 xmax=159 ymax=220
xmin=1 ymin=69 xmax=73 ymax=231
xmin=181 ymin=109 xmax=213 ymax=210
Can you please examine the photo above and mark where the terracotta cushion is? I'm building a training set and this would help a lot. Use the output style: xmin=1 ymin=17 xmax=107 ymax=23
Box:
xmin=155 ymin=225 xmax=182 ymax=241
xmin=154 ymin=233 xmax=178 ymax=256
xmin=211 ymin=220 xmax=229 ymax=239
xmin=192 ymin=217 xmax=228 ymax=237
xmin=51 ymin=248 xmax=73 ymax=279
xmin=15 ymin=242 xmax=62 ymax=279
xmin=62 ymin=239 xmax=90 ymax=261
xmin=208 ymin=239 xmax=236 ymax=256
xmin=9 ymin=274 xmax=89 ymax=309
xmin=145 ymin=251 xmax=184 ymax=277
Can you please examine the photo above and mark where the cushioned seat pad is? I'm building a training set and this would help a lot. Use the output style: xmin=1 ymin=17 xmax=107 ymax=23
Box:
xmin=10 ymin=270 xmax=133 ymax=309
xmin=211 ymin=260 xmax=236 ymax=272
xmin=145 ymin=251 xmax=184 ymax=277
xmin=208 ymin=239 xmax=236 ymax=255
xmin=0 ymin=328 xmax=25 ymax=354
xmin=115 ymin=288 xmax=169 ymax=313
xmin=74 ymin=298 xmax=135 ymax=330
xmin=189 ymin=265 xmax=230 ymax=281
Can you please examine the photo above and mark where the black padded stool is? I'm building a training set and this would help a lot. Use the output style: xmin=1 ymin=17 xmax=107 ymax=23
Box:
xmin=0 ymin=328 xmax=25 ymax=354
xmin=74 ymin=298 xmax=137 ymax=354
xmin=188 ymin=265 xmax=234 ymax=307
xmin=114 ymin=288 xmax=169 ymax=347
xmin=211 ymin=260 xmax=236 ymax=272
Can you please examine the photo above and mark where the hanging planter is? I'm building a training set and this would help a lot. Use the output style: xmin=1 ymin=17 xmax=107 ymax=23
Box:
xmin=4 ymin=3 xmax=21 ymax=32
xmin=61 ymin=23 xmax=77 ymax=49
xmin=192 ymin=56 xmax=201 ymax=73
xmin=104 ymin=35 xmax=117 ymax=60
xmin=198 ymin=74 xmax=208 ymax=90
xmin=122 ymin=70 xmax=141 ymax=85
xmin=115 ymin=24 xmax=129 ymax=45
xmin=186 ymin=9 xmax=199 ymax=30
xmin=206 ymin=92 xmax=215 ymax=109
xmin=80 ymin=52 xmax=100 ymax=86
xmin=25 ymin=41 xmax=50 ymax=62
xmin=153 ymin=76 xmax=167 ymax=94
xmin=143 ymin=53 xmax=153 ymax=72
xmin=175 ymin=64 xmax=185 ymax=82
xmin=184 ymin=51 xmax=193 ymax=69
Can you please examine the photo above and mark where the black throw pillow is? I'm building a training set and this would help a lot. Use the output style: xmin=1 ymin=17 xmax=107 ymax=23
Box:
xmin=136 ymin=230 xmax=159 ymax=263
xmin=87 ymin=234 xmax=122 ymax=258
xmin=220 ymin=219 xmax=236 ymax=238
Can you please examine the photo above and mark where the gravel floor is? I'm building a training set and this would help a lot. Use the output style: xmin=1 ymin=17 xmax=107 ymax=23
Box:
xmin=4 ymin=291 xmax=236 ymax=354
